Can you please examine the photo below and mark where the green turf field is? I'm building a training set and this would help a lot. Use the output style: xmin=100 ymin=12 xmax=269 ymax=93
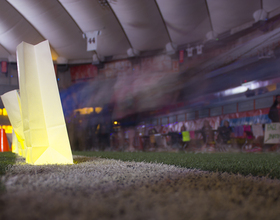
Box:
xmin=74 ymin=151 xmax=280 ymax=179
xmin=0 ymin=152 xmax=16 ymax=176
xmin=1 ymin=152 xmax=280 ymax=219
xmin=0 ymin=152 xmax=16 ymax=192
xmin=2 ymin=151 xmax=280 ymax=179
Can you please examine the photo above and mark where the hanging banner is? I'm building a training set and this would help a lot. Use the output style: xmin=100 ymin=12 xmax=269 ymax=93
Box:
xmin=264 ymin=123 xmax=280 ymax=144
xmin=179 ymin=50 xmax=184 ymax=63
xmin=196 ymin=45 xmax=203 ymax=55
xmin=1 ymin=61 xmax=7 ymax=73
xmin=70 ymin=64 xmax=98 ymax=82
xmin=86 ymin=31 xmax=100 ymax=51
xmin=186 ymin=47 xmax=194 ymax=57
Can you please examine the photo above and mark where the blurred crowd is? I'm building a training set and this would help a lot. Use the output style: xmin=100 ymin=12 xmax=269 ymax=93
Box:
xmin=66 ymin=116 xmax=272 ymax=153
xmin=65 ymin=95 xmax=280 ymax=153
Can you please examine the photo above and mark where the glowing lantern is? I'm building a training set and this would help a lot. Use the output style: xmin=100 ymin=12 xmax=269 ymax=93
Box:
xmin=1 ymin=90 xmax=26 ymax=157
xmin=16 ymin=41 xmax=73 ymax=165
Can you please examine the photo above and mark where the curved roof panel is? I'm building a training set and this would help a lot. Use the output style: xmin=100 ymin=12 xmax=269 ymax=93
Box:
xmin=0 ymin=1 xmax=47 ymax=57
xmin=59 ymin=0 xmax=130 ymax=57
xmin=8 ymin=0 xmax=90 ymax=60
xmin=109 ymin=0 xmax=170 ymax=51
xmin=263 ymin=0 xmax=280 ymax=12
xmin=157 ymin=0 xmax=212 ymax=45
xmin=207 ymin=0 xmax=260 ymax=34
xmin=0 ymin=0 xmax=280 ymax=63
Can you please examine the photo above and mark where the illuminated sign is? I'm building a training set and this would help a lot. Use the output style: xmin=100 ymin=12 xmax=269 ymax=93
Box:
xmin=0 ymin=108 xmax=8 ymax=116
xmin=74 ymin=107 xmax=94 ymax=115
xmin=0 ymin=125 xmax=13 ymax=133
xmin=95 ymin=107 xmax=102 ymax=114
xmin=74 ymin=107 xmax=103 ymax=115
xmin=3 ymin=108 xmax=7 ymax=116
xmin=216 ymin=80 xmax=270 ymax=97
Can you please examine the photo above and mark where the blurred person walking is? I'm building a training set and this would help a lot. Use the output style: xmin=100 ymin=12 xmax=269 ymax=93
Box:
xmin=217 ymin=121 xmax=233 ymax=144
xmin=268 ymin=95 xmax=280 ymax=152
xmin=198 ymin=120 xmax=214 ymax=151
xmin=127 ymin=126 xmax=136 ymax=152
xmin=268 ymin=95 xmax=280 ymax=122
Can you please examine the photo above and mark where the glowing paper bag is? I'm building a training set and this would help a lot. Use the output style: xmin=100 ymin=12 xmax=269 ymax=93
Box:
xmin=1 ymin=90 xmax=25 ymax=157
xmin=182 ymin=131 xmax=190 ymax=142
xmin=11 ymin=130 xmax=19 ymax=154
xmin=17 ymin=40 xmax=73 ymax=165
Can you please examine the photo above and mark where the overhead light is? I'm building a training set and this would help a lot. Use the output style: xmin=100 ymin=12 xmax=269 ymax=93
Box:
xmin=127 ymin=48 xmax=140 ymax=57
xmin=218 ymin=80 xmax=269 ymax=97
xmin=206 ymin=31 xmax=217 ymax=41
xmin=92 ymin=54 xmax=100 ymax=65
xmin=223 ymin=86 xmax=247 ymax=96
xmin=253 ymin=9 xmax=268 ymax=22
xmin=98 ymin=54 xmax=105 ymax=62
xmin=92 ymin=53 xmax=104 ymax=65
xmin=241 ymin=80 xmax=257 ymax=86
xmin=166 ymin=42 xmax=177 ymax=55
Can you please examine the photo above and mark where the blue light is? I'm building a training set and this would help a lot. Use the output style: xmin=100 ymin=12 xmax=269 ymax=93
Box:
xmin=57 ymin=78 xmax=60 ymax=81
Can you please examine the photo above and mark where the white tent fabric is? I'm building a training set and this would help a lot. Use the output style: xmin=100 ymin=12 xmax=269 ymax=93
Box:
xmin=8 ymin=0 xmax=90 ymax=60
xmin=59 ymin=0 xmax=130 ymax=56
xmin=157 ymin=0 xmax=212 ymax=45
xmin=110 ymin=0 xmax=170 ymax=51
xmin=0 ymin=0 xmax=280 ymax=64
xmin=207 ymin=0 xmax=260 ymax=34
xmin=0 ymin=1 xmax=46 ymax=56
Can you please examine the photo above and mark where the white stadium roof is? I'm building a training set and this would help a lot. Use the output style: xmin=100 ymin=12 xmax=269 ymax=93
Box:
xmin=1 ymin=0 xmax=280 ymax=64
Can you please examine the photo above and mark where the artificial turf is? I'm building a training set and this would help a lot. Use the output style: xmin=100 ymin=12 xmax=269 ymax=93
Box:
xmin=73 ymin=151 xmax=280 ymax=179
xmin=1 ymin=152 xmax=280 ymax=219
xmin=0 ymin=152 xmax=16 ymax=176
xmin=3 ymin=156 xmax=280 ymax=220
xmin=0 ymin=152 xmax=16 ymax=192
